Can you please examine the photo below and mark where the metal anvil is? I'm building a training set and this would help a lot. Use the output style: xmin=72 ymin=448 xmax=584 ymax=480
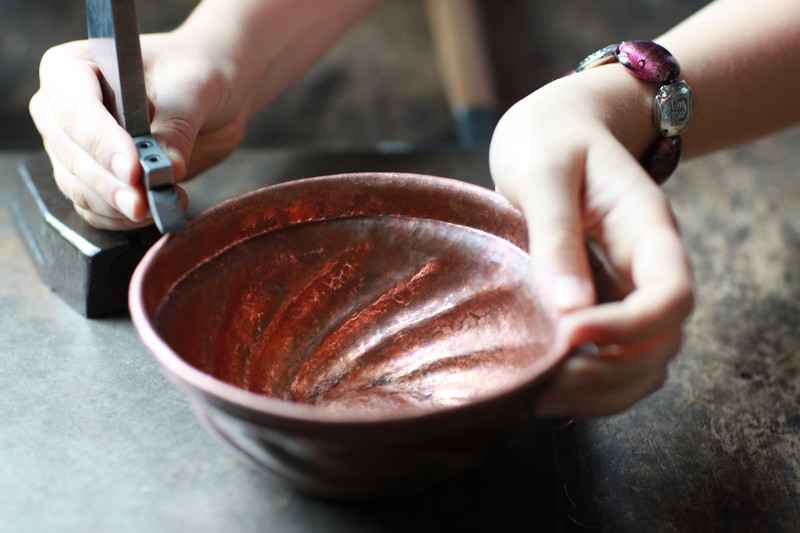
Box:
xmin=12 ymin=153 xmax=160 ymax=317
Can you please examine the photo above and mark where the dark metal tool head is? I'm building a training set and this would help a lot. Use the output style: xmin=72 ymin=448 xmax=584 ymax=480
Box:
xmin=87 ymin=0 xmax=187 ymax=233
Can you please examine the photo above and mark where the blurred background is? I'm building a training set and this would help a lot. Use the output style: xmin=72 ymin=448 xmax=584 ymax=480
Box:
xmin=0 ymin=0 xmax=709 ymax=151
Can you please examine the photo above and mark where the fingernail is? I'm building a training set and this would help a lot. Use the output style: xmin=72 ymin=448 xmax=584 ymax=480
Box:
xmin=552 ymin=274 xmax=593 ymax=311
xmin=111 ymin=153 xmax=133 ymax=182
xmin=114 ymin=189 xmax=138 ymax=220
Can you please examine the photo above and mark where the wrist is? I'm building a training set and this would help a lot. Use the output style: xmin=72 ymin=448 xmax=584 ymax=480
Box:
xmin=173 ymin=6 xmax=255 ymax=114
xmin=489 ymin=65 xmax=656 ymax=202
xmin=569 ymin=41 xmax=694 ymax=183
xmin=177 ymin=0 xmax=379 ymax=117
xmin=577 ymin=63 xmax=662 ymax=160
xmin=522 ymin=64 xmax=660 ymax=163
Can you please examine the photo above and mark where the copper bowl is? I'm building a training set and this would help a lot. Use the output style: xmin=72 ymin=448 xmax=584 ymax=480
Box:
xmin=129 ymin=173 xmax=567 ymax=497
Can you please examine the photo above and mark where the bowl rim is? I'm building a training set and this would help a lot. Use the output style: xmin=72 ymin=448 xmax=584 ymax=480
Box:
xmin=129 ymin=172 xmax=570 ymax=426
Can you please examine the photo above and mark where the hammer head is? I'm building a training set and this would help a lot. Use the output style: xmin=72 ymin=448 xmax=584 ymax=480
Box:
xmin=11 ymin=152 xmax=160 ymax=317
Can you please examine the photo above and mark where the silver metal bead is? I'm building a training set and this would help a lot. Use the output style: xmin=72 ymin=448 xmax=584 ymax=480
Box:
xmin=576 ymin=43 xmax=620 ymax=72
xmin=654 ymin=80 xmax=694 ymax=137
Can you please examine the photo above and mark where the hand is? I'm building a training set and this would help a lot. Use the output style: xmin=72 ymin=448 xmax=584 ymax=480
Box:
xmin=29 ymin=30 xmax=247 ymax=229
xmin=489 ymin=65 xmax=695 ymax=417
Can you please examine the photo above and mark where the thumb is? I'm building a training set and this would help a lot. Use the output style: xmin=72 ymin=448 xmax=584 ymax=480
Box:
xmin=517 ymin=152 xmax=596 ymax=314
xmin=148 ymin=102 xmax=199 ymax=184
xmin=489 ymin=100 xmax=595 ymax=316
xmin=523 ymin=188 xmax=595 ymax=312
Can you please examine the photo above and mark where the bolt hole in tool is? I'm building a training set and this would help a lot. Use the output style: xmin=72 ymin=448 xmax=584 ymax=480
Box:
xmin=11 ymin=0 xmax=186 ymax=317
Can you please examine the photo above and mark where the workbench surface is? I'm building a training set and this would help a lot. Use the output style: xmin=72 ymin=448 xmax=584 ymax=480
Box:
xmin=2 ymin=132 xmax=799 ymax=532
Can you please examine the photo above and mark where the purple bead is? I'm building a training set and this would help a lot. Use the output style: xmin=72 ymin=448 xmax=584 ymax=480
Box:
xmin=641 ymin=136 xmax=682 ymax=185
xmin=616 ymin=41 xmax=680 ymax=84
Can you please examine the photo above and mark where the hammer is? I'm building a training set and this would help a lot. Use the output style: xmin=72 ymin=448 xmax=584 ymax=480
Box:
xmin=425 ymin=0 xmax=498 ymax=146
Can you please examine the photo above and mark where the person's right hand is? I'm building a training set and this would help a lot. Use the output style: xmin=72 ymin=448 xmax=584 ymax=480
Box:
xmin=29 ymin=31 xmax=248 ymax=230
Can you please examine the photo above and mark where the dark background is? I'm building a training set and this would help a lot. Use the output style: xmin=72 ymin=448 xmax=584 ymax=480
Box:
xmin=1 ymin=0 xmax=710 ymax=151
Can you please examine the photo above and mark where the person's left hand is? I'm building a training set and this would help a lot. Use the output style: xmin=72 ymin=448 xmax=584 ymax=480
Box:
xmin=489 ymin=65 xmax=695 ymax=417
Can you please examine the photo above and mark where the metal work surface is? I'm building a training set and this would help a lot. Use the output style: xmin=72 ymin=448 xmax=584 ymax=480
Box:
xmin=1 ymin=134 xmax=799 ymax=531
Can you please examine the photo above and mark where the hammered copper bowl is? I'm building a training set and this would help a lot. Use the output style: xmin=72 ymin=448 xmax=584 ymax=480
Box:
xmin=129 ymin=172 xmax=567 ymax=497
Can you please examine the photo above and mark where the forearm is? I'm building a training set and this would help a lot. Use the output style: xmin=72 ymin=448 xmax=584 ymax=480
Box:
xmin=487 ymin=0 xmax=800 ymax=418
xmin=175 ymin=0 xmax=379 ymax=118
xmin=658 ymin=0 xmax=800 ymax=158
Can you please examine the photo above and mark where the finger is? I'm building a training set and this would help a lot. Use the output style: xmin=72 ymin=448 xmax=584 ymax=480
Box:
xmin=564 ymin=137 xmax=694 ymax=345
xmin=145 ymin=59 xmax=206 ymax=183
xmin=149 ymin=94 xmax=243 ymax=184
xmin=533 ymin=189 xmax=693 ymax=417
xmin=584 ymin=137 xmax=693 ymax=291
xmin=73 ymin=205 xmax=155 ymax=231
xmin=46 ymin=145 xmax=155 ymax=231
xmin=38 ymin=42 xmax=144 ymax=209
xmin=545 ymin=326 xmax=683 ymax=396
xmin=48 ymin=145 xmax=124 ymax=219
xmin=520 ymin=147 xmax=596 ymax=313
xmin=534 ymin=328 xmax=682 ymax=417
xmin=47 ymin=145 xmax=155 ymax=230
xmin=535 ymin=361 xmax=669 ymax=418
xmin=560 ymin=225 xmax=694 ymax=348
xmin=489 ymin=103 xmax=595 ymax=313
xmin=71 ymin=186 xmax=186 ymax=231
xmin=186 ymin=122 xmax=247 ymax=179
xmin=34 ymin=97 xmax=147 ymax=223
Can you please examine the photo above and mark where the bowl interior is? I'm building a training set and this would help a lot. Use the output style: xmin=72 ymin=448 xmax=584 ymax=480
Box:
xmin=131 ymin=173 xmax=559 ymax=420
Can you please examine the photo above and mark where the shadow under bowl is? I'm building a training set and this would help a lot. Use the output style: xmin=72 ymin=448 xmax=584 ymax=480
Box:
xmin=129 ymin=172 xmax=566 ymax=497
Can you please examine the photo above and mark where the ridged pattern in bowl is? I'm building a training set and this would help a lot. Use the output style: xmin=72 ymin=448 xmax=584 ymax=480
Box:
xmin=129 ymin=173 xmax=566 ymax=496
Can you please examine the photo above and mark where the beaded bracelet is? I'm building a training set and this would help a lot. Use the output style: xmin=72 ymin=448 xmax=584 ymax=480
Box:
xmin=573 ymin=40 xmax=694 ymax=184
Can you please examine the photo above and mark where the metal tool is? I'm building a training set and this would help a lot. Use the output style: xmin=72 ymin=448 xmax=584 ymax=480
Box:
xmin=87 ymin=0 xmax=187 ymax=233
xmin=11 ymin=0 xmax=185 ymax=318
